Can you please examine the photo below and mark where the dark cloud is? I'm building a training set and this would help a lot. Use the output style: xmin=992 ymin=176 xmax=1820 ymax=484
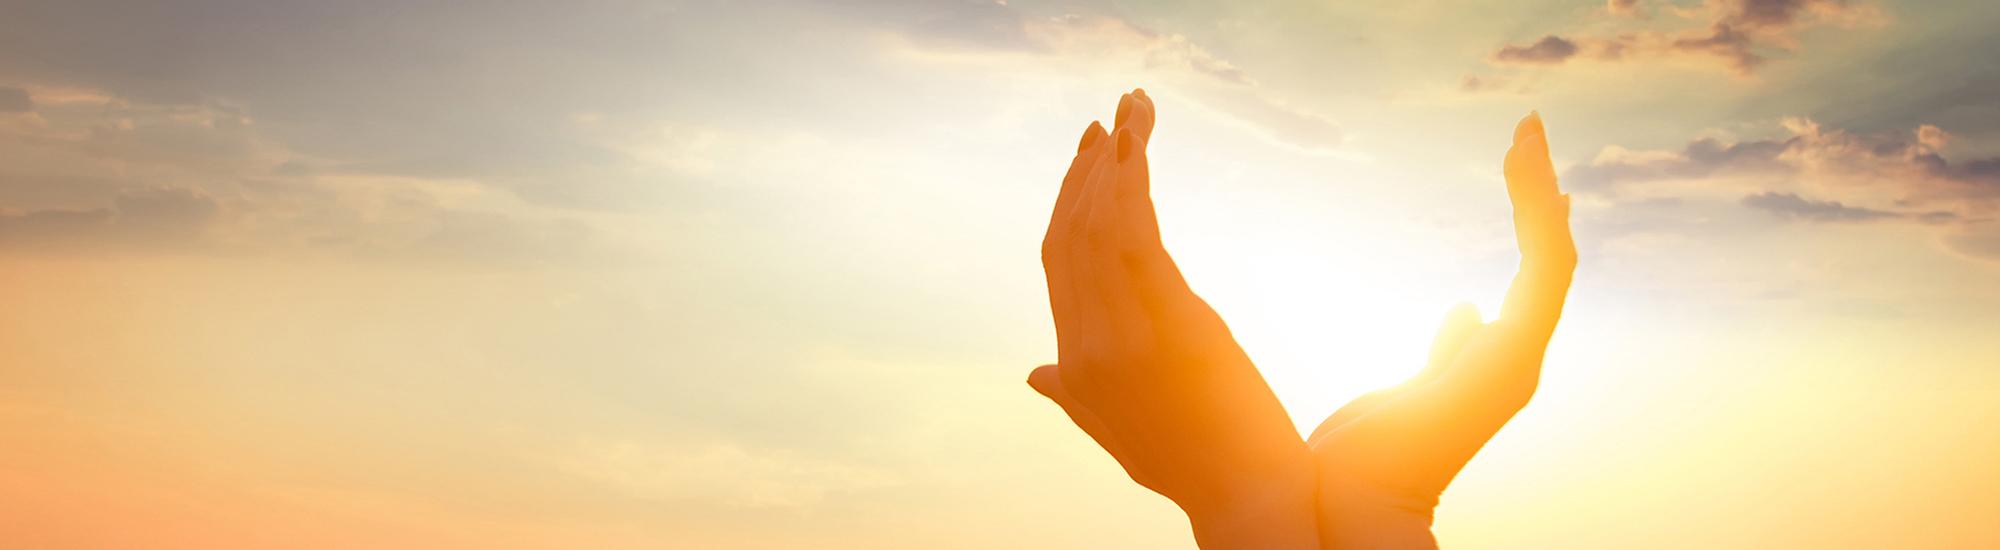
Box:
xmin=1741 ymin=191 xmax=1900 ymax=222
xmin=1954 ymin=157 xmax=2000 ymax=186
xmin=1487 ymin=0 xmax=1873 ymax=75
xmin=1565 ymin=119 xmax=2000 ymax=200
xmin=1726 ymin=0 xmax=1832 ymax=28
xmin=0 ymin=87 xmax=29 ymax=112
xmin=1494 ymin=35 xmax=1581 ymax=65
xmin=1575 ymin=119 xmax=2000 ymax=260
xmin=1566 ymin=137 xmax=1794 ymax=192
xmin=1671 ymin=23 xmax=1763 ymax=72
xmin=1670 ymin=0 xmax=1843 ymax=72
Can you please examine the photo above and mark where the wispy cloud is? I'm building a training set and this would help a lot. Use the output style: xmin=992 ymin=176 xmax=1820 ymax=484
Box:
xmin=0 ymin=85 xmax=609 ymax=263
xmin=883 ymin=9 xmax=1343 ymax=150
xmin=1495 ymin=35 xmax=1585 ymax=65
xmin=1740 ymin=191 xmax=1952 ymax=222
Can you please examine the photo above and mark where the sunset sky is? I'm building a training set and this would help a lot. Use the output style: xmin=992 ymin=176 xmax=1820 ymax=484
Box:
xmin=2 ymin=0 xmax=1998 ymax=548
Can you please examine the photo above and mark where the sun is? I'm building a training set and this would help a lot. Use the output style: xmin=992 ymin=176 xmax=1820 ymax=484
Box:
xmin=1166 ymin=225 xmax=1453 ymax=433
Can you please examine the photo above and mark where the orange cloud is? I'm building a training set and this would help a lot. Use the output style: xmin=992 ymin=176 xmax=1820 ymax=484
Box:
xmin=1569 ymin=118 xmax=2000 ymax=260
xmin=1489 ymin=0 xmax=1885 ymax=75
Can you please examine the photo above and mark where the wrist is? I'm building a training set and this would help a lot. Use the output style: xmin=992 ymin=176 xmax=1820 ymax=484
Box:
xmin=1184 ymin=484 xmax=1320 ymax=550
xmin=1317 ymin=480 xmax=1439 ymax=550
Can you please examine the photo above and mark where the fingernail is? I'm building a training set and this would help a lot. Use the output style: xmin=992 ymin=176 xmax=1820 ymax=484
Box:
xmin=1079 ymin=121 xmax=1103 ymax=153
xmin=1115 ymin=94 xmax=1133 ymax=129
xmin=1116 ymin=127 xmax=1133 ymax=162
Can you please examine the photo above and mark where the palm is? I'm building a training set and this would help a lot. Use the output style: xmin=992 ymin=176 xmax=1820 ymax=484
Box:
xmin=1308 ymin=114 xmax=1576 ymax=549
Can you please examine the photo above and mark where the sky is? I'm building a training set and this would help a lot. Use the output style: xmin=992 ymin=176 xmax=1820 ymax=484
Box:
xmin=1 ymin=0 xmax=1997 ymax=548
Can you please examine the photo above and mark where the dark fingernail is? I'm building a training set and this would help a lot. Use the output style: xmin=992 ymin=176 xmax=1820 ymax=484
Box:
xmin=1079 ymin=121 xmax=1103 ymax=153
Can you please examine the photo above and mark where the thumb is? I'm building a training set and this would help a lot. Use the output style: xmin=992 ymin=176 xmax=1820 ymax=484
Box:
xmin=1409 ymin=303 xmax=1484 ymax=386
xmin=1027 ymin=364 xmax=1154 ymax=489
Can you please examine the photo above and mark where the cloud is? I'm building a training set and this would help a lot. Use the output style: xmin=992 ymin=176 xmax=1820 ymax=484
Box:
xmin=882 ymin=8 xmax=1342 ymax=149
xmin=1570 ymin=118 xmax=2000 ymax=260
xmin=1607 ymin=0 xmax=1644 ymax=17
xmin=111 ymin=186 xmax=221 ymax=233
xmin=1942 ymin=225 xmax=2000 ymax=259
xmin=1739 ymin=191 xmax=1943 ymax=222
xmin=1017 ymin=14 xmax=1253 ymax=85
xmin=1020 ymin=14 xmax=1342 ymax=148
xmin=1494 ymin=35 xmax=1582 ymax=65
xmin=0 ymin=84 xmax=611 ymax=263
xmin=0 ymin=87 xmax=29 ymax=112
xmin=1567 ymin=138 xmax=1791 ymax=192
xmin=0 ymin=186 xmax=218 ymax=249
xmin=1486 ymin=0 xmax=1882 ymax=75
xmin=1189 ymin=88 xmax=1345 ymax=151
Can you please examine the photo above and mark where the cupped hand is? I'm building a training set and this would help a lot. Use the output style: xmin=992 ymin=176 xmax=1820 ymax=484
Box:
xmin=1306 ymin=113 xmax=1577 ymax=549
xmin=1030 ymin=90 xmax=1320 ymax=549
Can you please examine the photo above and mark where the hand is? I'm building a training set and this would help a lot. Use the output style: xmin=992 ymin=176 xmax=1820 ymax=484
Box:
xmin=1306 ymin=113 xmax=1577 ymax=549
xmin=1029 ymin=90 xmax=1320 ymax=549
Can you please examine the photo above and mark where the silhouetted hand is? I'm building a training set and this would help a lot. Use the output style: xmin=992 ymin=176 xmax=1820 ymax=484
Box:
xmin=1029 ymin=94 xmax=1574 ymax=549
xmin=1306 ymin=113 xmax=1576 ymax=549
xmin=1029 ymin=90 xmax=1320 ymax=549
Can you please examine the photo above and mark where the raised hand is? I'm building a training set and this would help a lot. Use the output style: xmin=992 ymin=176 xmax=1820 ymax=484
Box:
xmin=1029 ymin=90 xmax=1320 ymax=549
xmin=1307 ymin=113 xmax=1577 ymax=549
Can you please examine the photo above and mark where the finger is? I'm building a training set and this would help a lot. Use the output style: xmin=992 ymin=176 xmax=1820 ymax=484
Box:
xmin=1045 ymin=121 xmax=1112 ymax=369
xmin=1115 ymin=88 xmax=1156 ymax=148
xmin=1078 ymin=127 xmax=1155 ymax=374
xmin=1028 ymin=364 xmax=1154 ymax=489
xmin=1062 ymin=128 xmax=1128 ymax=396
xmin=1408 ymin=302 xmax=1484 ymax=386
xmin=1498 ymin=112 xmax=1577 ymax=341
xmin=1047 ymin=121 xmax=1110 ymax=238
xmin=1107 ymin=106 xmax=1202 ymax=318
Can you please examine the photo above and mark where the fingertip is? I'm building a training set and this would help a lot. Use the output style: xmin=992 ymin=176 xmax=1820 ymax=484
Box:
xmin=1514 ymin=111 xmax=1545 ymax=143
xmin=1032 ymin=364 xmax=1064 ymax=398
xmin=1078 ymin=120 xmax=1107 ymax=153
xmin=1448 ymin=301 xmax=1484 ymax=324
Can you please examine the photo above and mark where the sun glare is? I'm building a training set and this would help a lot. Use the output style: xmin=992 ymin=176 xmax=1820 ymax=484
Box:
xmin=1170 ymin=223 xmax=1447 ymax=431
